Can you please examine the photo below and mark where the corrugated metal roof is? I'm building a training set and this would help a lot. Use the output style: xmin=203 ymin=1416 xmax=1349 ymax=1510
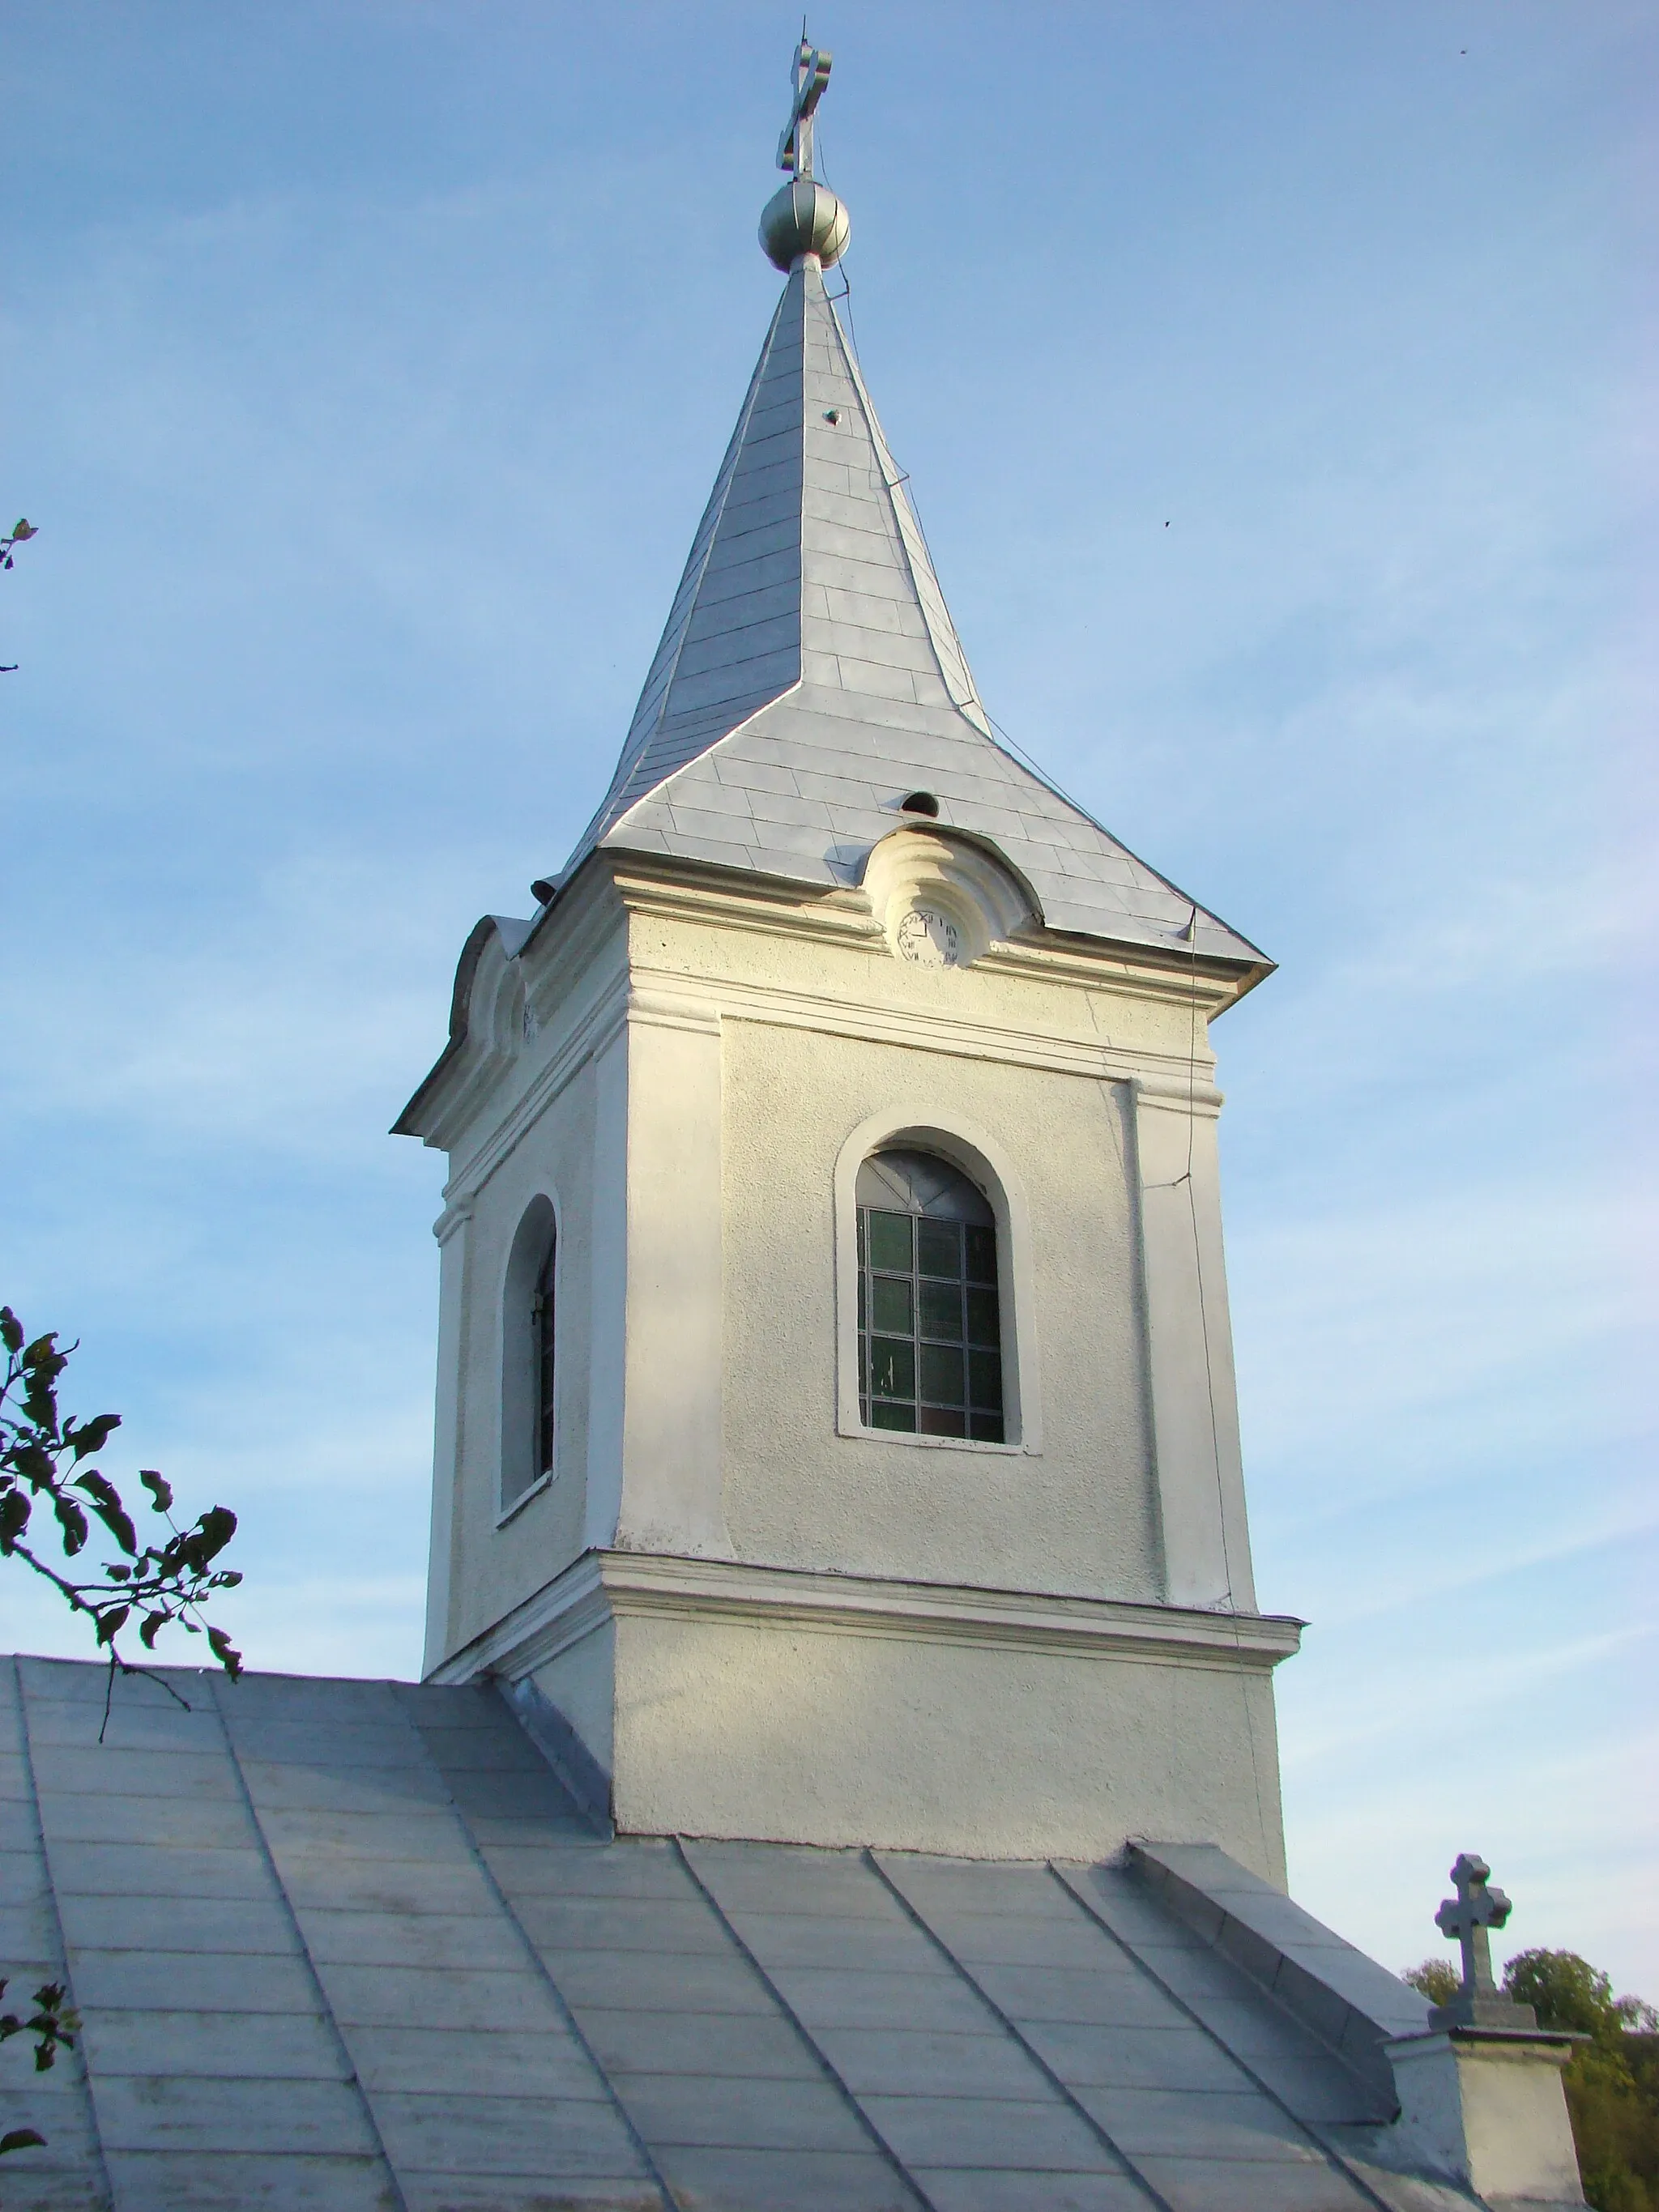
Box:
xmin=3 ymin=1656 xmax=1472 ymax=2210
xmin=557 ymin=262 xmax=1265 ymax=970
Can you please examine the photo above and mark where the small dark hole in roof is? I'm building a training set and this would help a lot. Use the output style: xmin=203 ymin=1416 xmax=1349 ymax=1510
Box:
xmin=900 ymin=791 xmax=940 ymax=818
xmin=531 ymin=878 xmax=556 ymax=904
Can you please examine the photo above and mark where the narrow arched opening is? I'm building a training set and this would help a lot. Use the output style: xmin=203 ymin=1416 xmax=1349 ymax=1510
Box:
xmin=501 ymin=1195 xmax=558 ymax=1515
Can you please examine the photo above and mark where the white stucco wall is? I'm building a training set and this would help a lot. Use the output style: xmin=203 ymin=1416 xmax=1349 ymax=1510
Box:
xmin=601 ymin=1609 xmax=1286 ymax=1879
xmin=718 ymin=1012 xmax=1160 ymax=1596
xmin=436 ymin=1058 xmax=596 ymax=1660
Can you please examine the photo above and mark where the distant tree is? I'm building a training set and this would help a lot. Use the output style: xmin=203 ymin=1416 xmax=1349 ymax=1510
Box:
xmin=1 ymin=1304 xmax=244 ymax=2167
xmin=1503 ymin=1950 xmax=1659 ymax=2212
xmin=1401 ymin=1957 xmax=1461 ymax=2006
xmin=1507 ymin=1950 xmax=1659 ymax=2043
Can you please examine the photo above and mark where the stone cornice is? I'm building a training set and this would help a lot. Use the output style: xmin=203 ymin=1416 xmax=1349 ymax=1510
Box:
xmin=610 ymin=859 xmax=1252 ymax=1013
xmin=429 ymin=1549 xmax=1304 ymax=1687
xmin=626 ymin=956 xmax=1224 ymax=1105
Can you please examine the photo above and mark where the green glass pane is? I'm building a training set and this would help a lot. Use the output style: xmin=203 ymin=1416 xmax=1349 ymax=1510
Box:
xmin=919 ymin=1405 xmax=966 ymax=1437
xmin=871 ymin=1401 xmax=917 ymax=1432
xmin=970 ymin=1410 xmax=1006 ymax=1443
xmin=868 ymin=1211 xmax=913 ymax=1272
xmin=965 ymin=1224 xmax=997 ymax=1284
xmin=966 ymin=1285 xmax=1000 ymax=1345
xmin=969 ymin=1348 xmax=1004 ymax=1413
xmin=857 ymin=1272 xmax=866 ymax=1329
xmin=919 ymin=1281 xmax=962 ymax=1341
xmin=917 ymin=1219 xmax=961 ymax=1279
xmin=870 ymin=1337 xmax=915 ymax=1400
xmin=871 ymin=1276 xmax=912 ymax=1334
xmin=919 ymin=1343 xmax=965 ymax=1404
xmin=856 ymin=1210 xmax=865 ymax=1264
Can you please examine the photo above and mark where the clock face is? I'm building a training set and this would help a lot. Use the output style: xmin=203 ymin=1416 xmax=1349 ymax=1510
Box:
xmin=895 ymin=907 xmax=961 ymax=967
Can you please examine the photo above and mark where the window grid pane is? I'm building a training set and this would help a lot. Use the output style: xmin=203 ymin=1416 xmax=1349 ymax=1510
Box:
xmin=858 ymin=1200 xmax=1004 ymax=1443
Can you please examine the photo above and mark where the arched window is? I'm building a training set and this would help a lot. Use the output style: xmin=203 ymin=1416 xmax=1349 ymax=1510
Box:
xmin=533 ymin=1238 xmax=557 ymax=1482
xmin=501 ymin=1195 xmax=557 ymax=1515
xmin=856 ymin=1149 xmax=1004 ymax=1441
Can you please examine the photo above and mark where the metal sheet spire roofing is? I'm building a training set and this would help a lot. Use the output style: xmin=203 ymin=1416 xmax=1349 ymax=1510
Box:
xmin=556 ymin=247 xmax=1265 ymax=970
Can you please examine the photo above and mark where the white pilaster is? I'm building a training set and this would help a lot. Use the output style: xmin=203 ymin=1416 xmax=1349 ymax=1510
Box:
xmin=581 ymin=1022 xmax=629 ymax=1550
xmin=420 ymin=1198 xmax=472 ymax=1677
xmin=1132 ymin=1076 xmax=1256 ymax=1612
xmin=616 ymin=990 xmax=727 ymax=1554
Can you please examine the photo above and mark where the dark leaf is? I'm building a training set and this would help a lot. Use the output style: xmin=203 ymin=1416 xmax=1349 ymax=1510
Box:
xmin=0 ymin=1489 xmax=28 ymax=1553
xmin=68 ymin=1413 xmax=120 ymax=1460
xmin=21 ymin=1338 xmax=66 ymax=1404
xmin=21 ymin=1383 xmax=59 ymax=1434
xmin=139 ymin=1611 xmax=168 ymax=1650
xmin=12 ymin=1440 xmax=53 ymax=1485
xmin=72 ymin=1472 xmax=138 ymax=1555
xmin=207 ymin=1625 xmax=242 ymax=1678
xmin=93 ymin=1605 xmax=130 ymax=1646
xmin=53 ymin=1495 xmax=88 ymax=1555
xmin=181 ymin=1505 xmax=237 ymax=1569
xmin=0 ymin=1307 xmax=21 ymax=1354
xmin=139 ymin=1468 xmax=173 ymax=1514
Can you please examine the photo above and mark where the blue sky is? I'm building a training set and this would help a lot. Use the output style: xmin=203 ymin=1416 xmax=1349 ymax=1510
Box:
xmin=3 ymin=2 xmax=1653 ymax=1993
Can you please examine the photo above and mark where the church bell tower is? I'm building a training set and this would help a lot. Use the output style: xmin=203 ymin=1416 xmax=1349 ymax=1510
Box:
xmin=395 ymin=40 xmax=1300 ymax=1877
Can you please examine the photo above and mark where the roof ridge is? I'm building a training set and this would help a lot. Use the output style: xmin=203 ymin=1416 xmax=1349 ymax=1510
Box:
xmin=830 ymin=301 xmax=992 ymax=739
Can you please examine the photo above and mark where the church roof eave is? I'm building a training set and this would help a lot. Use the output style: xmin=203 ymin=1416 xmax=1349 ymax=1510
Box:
xmin=592 ymin=698 xmax=1273 ymax=977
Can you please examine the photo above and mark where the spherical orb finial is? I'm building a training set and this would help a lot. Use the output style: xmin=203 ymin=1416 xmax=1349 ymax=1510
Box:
xmin=760 ymin=177 xmax=850 ymax=271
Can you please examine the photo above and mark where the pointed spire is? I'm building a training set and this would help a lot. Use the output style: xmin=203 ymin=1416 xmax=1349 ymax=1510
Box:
xmin=552 ymin=45 xmax=1265 ymax=971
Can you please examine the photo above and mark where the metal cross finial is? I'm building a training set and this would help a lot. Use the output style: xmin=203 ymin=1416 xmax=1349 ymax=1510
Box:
xmin=1435 ymin=1852 xmax=1512 ymax=2004
xmin=778 ymin=35 xmax=833 ymax=180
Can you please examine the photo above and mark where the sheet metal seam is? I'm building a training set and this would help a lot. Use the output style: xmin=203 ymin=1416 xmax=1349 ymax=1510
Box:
xmin=12 ymin=1655 xmax=117 ymax=2212
xmin=390 ymin=1685 xmax=677 ymax=2210
xmin=672 ymin=1835 xmax=941 ymax=2212
xmin=205 ymin=1671 xmax=413 ymax=2212
xmin=865 ymin=1848 xmax=1178 ymax=2212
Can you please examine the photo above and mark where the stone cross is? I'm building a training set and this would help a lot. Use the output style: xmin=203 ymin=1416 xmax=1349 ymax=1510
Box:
xmin=1428 ymin=1851 xmax=1537 ymax=2028
xmin=1435 ymin=1852 xmax=1512 ymax=2002
xmin=778 ymin=36 xmax=833 ymax=180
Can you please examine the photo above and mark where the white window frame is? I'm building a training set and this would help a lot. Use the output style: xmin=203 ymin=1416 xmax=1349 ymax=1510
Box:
xmin=834 ymin=1106 xmax=1042 ymax=1455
